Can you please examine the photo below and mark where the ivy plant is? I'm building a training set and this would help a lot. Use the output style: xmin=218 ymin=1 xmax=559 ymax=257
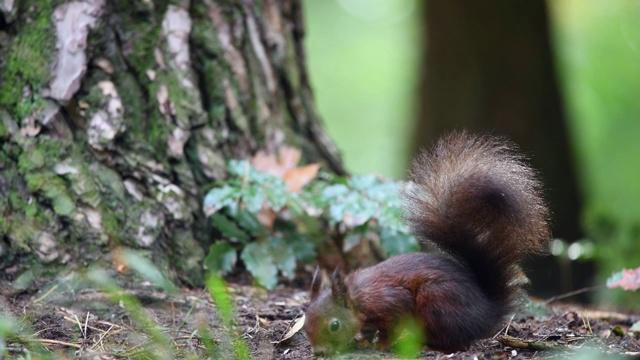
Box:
xmin=203 ymin=160 xmax=418 ymax=289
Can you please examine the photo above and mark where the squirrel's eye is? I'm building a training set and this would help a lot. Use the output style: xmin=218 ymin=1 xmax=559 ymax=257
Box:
xmin=330 ymin=320 xmax=340 ymax=332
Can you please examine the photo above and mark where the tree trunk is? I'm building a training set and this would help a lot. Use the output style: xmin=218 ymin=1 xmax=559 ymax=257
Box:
xmin=416 ymin=0 xmax=582 ymax=241
xmin=0 ymin=0 xmax=343 ymax=286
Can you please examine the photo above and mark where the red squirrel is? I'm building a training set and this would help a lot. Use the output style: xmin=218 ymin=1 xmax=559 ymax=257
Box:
xmin=304 ymin=131 xmax=551 ymax=355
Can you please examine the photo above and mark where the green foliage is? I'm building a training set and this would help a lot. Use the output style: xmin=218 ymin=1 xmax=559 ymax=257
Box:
xmin=203 ymin=160 xmax=417 ymax=290
xmin=122 ymin=250 xmax=178 ymax=295
xmin=551 ymin=1 xmax=640 ymax=307
xmin=206 ymin=272 xmax=251 ymax=360
xmin=0 ymin=314 xmax=56 ymax=360
xmin=0 ymin=2 xmax=55 ymax=117
xmin=1 ymin=252 xmax=251 ymax=359
xmin=304 ymin=0 xmax=419 ymax=178
xmin=87 ymin=268 xmax=173 ymax=358
xmin=204 ymin=242 xmax=237 ymax=273
xmin=392 ymin=318 xmax=426 ymax=358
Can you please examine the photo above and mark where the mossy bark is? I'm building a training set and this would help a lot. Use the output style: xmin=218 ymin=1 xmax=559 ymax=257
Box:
xmin=0 ymin=0 xmax=343 ymax=286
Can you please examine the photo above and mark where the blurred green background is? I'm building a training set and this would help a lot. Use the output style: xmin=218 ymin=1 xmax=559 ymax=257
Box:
xmin=305 ymin=0 xmax=420 ymax=178
xmin=304 ymin=0 xmax=640 ymax=307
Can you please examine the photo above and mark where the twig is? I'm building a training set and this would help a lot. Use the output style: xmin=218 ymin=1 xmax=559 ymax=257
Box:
xmin=35 ymin=338 xmax=82 ymax=349
xmin=31 ymin=285 xmax=59 ymax=304
xmin=496 ymin=335 xmax=560 ymax=350
xmin=84 ymin=312 xmax=90 ymax=340
xmin=493 ymin=313 xmax=516 ymax=339
xmin=581 ymin=314 xmax=593 ymax=335
xmin=543 ymin=285 xmax=606 ymax=304
xmin=73 ymin=313 xmax=85 ymax=339
xmin=90 ymin=324 xmax=114 ymax=351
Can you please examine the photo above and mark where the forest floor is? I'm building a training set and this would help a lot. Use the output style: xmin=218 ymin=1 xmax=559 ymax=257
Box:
xmin=1 ymin=273 xmax=639 ymax=360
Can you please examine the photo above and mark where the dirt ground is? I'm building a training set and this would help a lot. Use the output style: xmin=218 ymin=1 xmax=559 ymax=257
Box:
xmin=1 ymin=273 xmax=639 ymax=360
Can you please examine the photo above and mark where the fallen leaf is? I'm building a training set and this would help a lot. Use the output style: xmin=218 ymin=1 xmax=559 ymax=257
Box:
xmin=606 ymin=267 xmax=640 ymax=291
xmin=252 ymin=146 xmax=302 ymax=178
xmin=277 ymin=314 xmax=305 ymax=345
xmin=256 ymin=207 xmax=277 ymax=230
xmin=284 ymin=163 xmax=320 ymax=192
xmin=252 ymin=150 xmax=283 ymax=177
xmin=277 ymin=146 xmax=302 ymax=173
xmin=112 ymin=247 xmax=129 ymax=274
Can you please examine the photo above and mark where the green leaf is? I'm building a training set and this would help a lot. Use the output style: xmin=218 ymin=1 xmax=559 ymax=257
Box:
xmin=204 ymin=242 xmax=237 ymax=273
xmin=380 ymin=228 xmax=419 ymax=257
xmin=321 ymin=184 xmax=349 ymax=202
xmin=378 ymin=204 xmax=406 ymax=231
xmin=348 ymin=174 xmax=378 ymax=190
xmin=235 ymin=210 xmax=267 ymax=237
xmin=122 ymin=250 xmax=177 ymax=294
xmin=334 ymin=192 xmax=376 ymax=227
xmin=287 ymin=234 xmax=317 ymax=263
xmin=211 ymin=213 xmax=249 ymax=243
xmin=268 ymin=237 xmax=297 ymax=280
xmin=264 ymin=181 xmax=288 ymax=211
xmin=227 ymin=160 xmax=251 ymax=178
xmin=203 ymin=185 xmax=239 ymax=215
xmin=241 ymin=186 xmax=265 ymax=213
xmin=366 ymin=181 xmax=400 ymax=204
xmin=241 ymin=242 xmax=278 ymax=290
xmin=205 ymin=272 xmax=234 ymax=325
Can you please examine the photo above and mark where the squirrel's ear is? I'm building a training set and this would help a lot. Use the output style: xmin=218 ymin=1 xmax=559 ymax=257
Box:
xmin=330 ymin=267 xmax=351 ymax=308
xmin=310 ymin=266 xmax=322 ymax=301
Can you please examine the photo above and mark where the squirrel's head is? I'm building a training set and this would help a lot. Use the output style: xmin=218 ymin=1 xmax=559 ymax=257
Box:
xmin=304 ymin=267 xmax=360 ymax=356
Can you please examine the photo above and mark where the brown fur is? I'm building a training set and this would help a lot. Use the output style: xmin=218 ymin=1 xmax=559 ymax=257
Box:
xmin=304 ymin=131 xmax=551 ymax=355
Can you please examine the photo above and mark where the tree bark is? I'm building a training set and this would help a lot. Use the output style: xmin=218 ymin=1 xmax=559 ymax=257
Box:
xmin=416 ymin=0 xmax=582 ymax=240
xmin=0 ymin=0 xmax=343 ymax=286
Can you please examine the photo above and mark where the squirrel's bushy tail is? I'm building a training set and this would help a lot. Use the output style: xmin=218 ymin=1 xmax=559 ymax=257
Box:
xmin=404 ymin=131 xmax=551 ymax=305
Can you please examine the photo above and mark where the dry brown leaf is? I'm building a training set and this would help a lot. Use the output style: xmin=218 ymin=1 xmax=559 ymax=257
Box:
xmin=277 ymin=314 xmax=305 ymax=345
xmin=111 ymin=247 xmax=129 ymax=274
xmin=252 ymin=150 xmax=283 ymax=177
xmin=252 ymin=146 xmax=302 ymax=178
xmin=277 ymin=146 xmax=302 ymax=173
xmin=284 ymin=163 xmax=320 ymax=192
xmin=256 ymin=207 xmax=278 ymax=230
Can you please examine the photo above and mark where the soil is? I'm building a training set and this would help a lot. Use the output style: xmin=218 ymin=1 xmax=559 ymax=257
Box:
xmin=1 ymin=273 xmax=639 ymax=360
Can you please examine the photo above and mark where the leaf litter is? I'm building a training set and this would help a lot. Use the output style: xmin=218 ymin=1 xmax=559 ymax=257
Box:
xmin=1 ymin=272 xmax=640 ymax=359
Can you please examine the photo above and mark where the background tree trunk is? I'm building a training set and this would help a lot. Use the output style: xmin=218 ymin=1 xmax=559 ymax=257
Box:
xmin=415 ymin=0 xmax=582 ymax=242
xmin=0 ymin=0 xmax=343 ymax=286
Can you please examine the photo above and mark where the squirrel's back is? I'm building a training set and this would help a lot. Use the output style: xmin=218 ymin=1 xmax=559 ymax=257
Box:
xmin=404 ymin=131 xmax=551 ymax=309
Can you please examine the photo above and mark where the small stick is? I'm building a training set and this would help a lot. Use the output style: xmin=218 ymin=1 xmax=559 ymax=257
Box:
xmin=543 ymin=285 xmax=606 ymax=304
xmin=35 ymin=338 xmax=82 ymax=349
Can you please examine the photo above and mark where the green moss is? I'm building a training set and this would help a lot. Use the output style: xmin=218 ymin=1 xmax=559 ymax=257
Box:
xmin=24 ymin=202 xmax=38 ymax=218
xmin=101 ymin=210 xmax=120 ymax=240
xmin=111 ymin=0 xmax=165 ymax=77
xmin=17 ymin=148 xmax=45 ymax=173
xmin=92 ymin=162 xmax=125 ymax=199
xmin=191 ymin=16 xmax=224 ymax=58
xmin=8 ymin=191 xmax=24 ymax=211
xmin=15 ymin=94 xmax=48 ymax=122
xmin=0 ymin=216 xmax=8 ymax=235
xmin=0 ymin=116 xmax=8 ymax=139
xmin=0 ymin=2 xmax=55 ymax=116
xmin=8 ymin=215 xmax=40 ymax=250
xmin=46 ymin=187 xmax=76 ymax=216
xmin=23 ymin=171 xmax=76 ymax=217
xmin=17 ymin=137 xmax=67 ymax=176
xmin=196 ymin=60 xmax=230 ymax=125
